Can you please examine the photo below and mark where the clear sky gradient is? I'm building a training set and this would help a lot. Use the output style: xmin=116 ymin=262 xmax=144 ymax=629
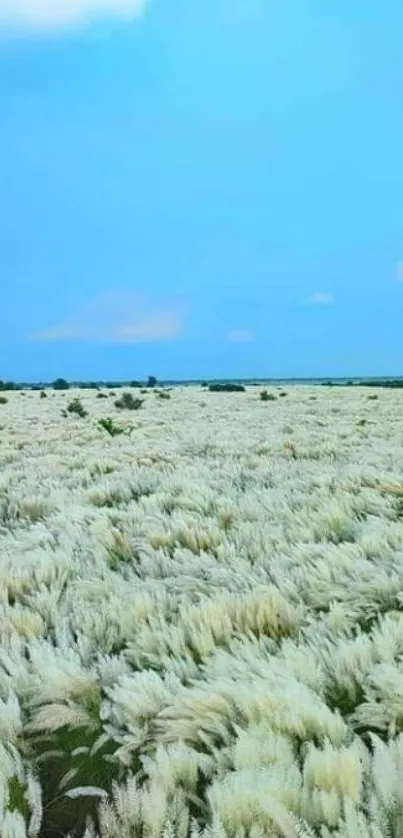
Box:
xmin=1 ymin=0 xmax=402 ymax=382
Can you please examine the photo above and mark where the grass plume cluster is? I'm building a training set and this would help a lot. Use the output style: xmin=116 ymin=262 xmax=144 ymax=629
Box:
xmin=0 ymin=385 xmax=403 ymax=836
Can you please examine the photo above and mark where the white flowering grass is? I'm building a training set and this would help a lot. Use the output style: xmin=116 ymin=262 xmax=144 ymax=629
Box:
xmin=1 ymin=385 xmax=403 ymax=837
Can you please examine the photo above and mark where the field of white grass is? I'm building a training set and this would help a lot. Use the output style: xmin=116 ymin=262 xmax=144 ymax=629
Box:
xmin=1 ymin=384 xmax=403 ymax=838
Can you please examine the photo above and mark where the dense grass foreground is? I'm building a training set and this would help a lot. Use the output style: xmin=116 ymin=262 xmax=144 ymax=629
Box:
xmin=1 ymin=385 xmax=403 ymax=837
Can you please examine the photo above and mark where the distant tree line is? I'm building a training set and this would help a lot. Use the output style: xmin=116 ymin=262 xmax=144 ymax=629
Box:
xmin=0 ymin=380 xmax=20 ymax=391
xmin=324 ymin=379 xmax=403 ymax=389
xmin=355 ymin=379 xmax=403 ymax=388
xmin=2 ymin=375 xmax=403 ymax=392
xmin=0 ymin=376 xmax=159 ymax=391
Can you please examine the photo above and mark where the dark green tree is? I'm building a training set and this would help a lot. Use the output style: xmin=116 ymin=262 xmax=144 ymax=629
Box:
xmin=0 ymin=380 xmax=17 ymax=391
xmin=53 ymin=378 xmax=70 ymax=390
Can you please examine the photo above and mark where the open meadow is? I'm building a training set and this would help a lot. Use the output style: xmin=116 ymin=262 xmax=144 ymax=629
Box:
xmin=1 ymin=384 xmax=403 ymax=838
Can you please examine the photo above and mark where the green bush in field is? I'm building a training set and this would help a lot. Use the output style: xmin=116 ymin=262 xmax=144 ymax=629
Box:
xmin=98 ymin=417 xmax=125 ymax=437
xmin=208 ymin=383 xmax=246 ymax=392
xmin=66 ymin=398 xmax=88 ymax=418
xmin=114 ymin=392 xmax=144 ymax=411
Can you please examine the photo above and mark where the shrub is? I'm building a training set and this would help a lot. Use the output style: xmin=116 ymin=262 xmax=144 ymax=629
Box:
xmin=96 ymin=392 xmax=108 ymax=399
xmin=40 ymin=390 xmax=47 ymax=399
xmin=260 ymin=390 xmax=276 ymax=401
xmin=115 ymin=392 xmax=144 ymax=411
xmin=368 ymin=394 xmax=379 ymax=400
xmin=284 ymin=439 xmax=298 ymax=458
xmin=66 ymin=397 xmax=88 ymax=418
xmin=157 ymin=391 xmax=171 ymax=400
xmin=98 ymin=417 xmax=124 ymax=436
xmin=0 ymin=395 xmax=8 ymax=404
xmin=208 ymin=383 xmax=246 ymax=392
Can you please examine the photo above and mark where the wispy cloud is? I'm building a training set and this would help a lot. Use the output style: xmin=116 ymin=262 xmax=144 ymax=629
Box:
xmin=227 ymin=329 xmax=255 ymax=343
xmin=306 ymin=292 xmax=334 ymax=305
xmin=396 ymin=262 xmax=403 ymax=283
xmin=30 ymin=291 xmax=184 ymax=344
xmin=0 ymin=0 xmax=148 ymax=34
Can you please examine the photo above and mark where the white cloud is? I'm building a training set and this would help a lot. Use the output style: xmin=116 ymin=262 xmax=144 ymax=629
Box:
xmin=396 ymin=262 xmax=403 ymax=283
xmin=227 ymin=329 xmax=255 ymax=343
xmin=0 ymin=0 xmax=148 ymax=34
xmin=30 ymin=290 xmax=183 ymax=344
xmin=306 ymin=292 xmax=334 ymax=305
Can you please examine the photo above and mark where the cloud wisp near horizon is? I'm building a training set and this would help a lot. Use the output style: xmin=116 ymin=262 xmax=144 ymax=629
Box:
xmin=227 ymin=329 xmax=255 ymax=343
xmin=30 ymin=291 xmax=184 ymax=345
xmin=306 ymin=293 xmax=335 ymax=306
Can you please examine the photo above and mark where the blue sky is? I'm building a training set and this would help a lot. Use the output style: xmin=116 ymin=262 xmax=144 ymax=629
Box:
xmin=0 ymin=0 xmax=402 ymax=382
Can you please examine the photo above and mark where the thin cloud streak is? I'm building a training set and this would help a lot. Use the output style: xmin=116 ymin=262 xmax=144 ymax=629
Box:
xmin=30 ymin=291 xmax=184 ymax=344
xmin=227 ymin=329 xmax=255 ymax=343
xmin=306 ymin=292 xmax=334 ymax=305
xmin=0 ymin=0 xmax=148 ymax=34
